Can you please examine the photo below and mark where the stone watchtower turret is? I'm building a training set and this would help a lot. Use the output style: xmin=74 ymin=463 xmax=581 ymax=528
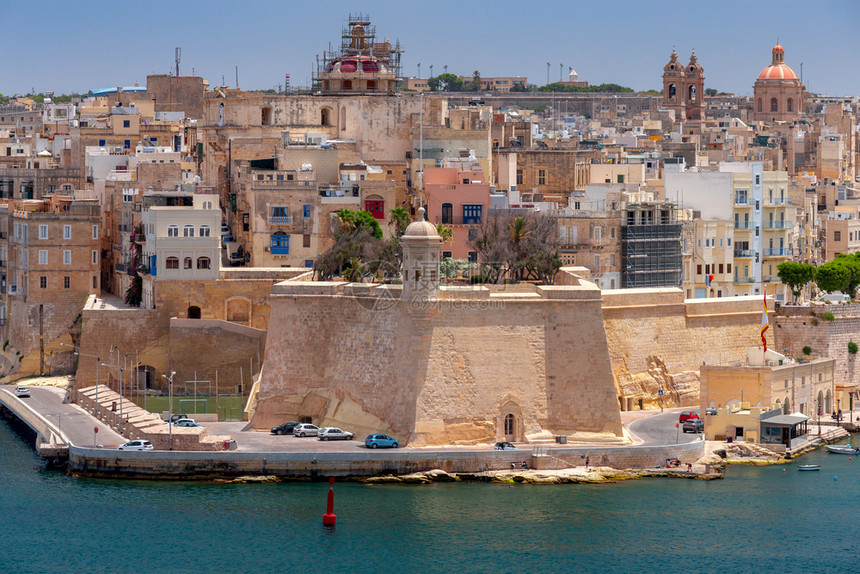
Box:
xmin=400 ymin=207 xmax=442 ymax=302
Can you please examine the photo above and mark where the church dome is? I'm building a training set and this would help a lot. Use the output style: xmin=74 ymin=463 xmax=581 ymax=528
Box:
xmin=757 ymin=41 xmax=799 ymax=81
xmin=326 ymin=55 xmax=388 ymax=74
xmin=403 ymin=207 xmax=440 ymax=238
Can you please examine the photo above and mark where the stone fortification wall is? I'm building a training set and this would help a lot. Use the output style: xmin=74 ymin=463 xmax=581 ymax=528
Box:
xmin=252 ymin=280 xmax=623 ymax=446
xmin=168 ymin=318 xmax=266 ymax=394
xmin=602 ymin=289 xmax=764 ymax=408
xmin=76 ymin=295 xmax=167 ymax=390
xmin=773 ymin=308 xmax=860 ymax=387
xmin=67 ymin=440 xmax=704 ymax=479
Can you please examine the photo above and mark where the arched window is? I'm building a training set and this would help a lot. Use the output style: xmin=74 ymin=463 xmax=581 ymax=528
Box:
xmin=321 ymin=108 xmax=330 ymax=126
xmin=167 ymin=225 xmax=179 ymax=237
xmin=688 ymin=85 xmax=696 ymax=102
xmin=199 ymin=225 xmax=210 ymax=237
xmin=196 ymin=257 xmax=211 ymax=269
xmin=184 ymin=257 xmax=192 ymax=269
xmin=261 ymin=107 xmax=272 ymax=126
xmin=771 ymin=98 xmax=778 ymax=112
xmin=668 ymin=84 xmax=676 ymax=100
xmin=202 ymin=201 xmax=213 ymax=210
xmin=504 ymin=414 xmax=515 ymax=435
xmin=165 ymin=257 xmax=179 ymax=269
xmin=183 ymin=225 xmax=194 ymax=237
xmin=757 ymin=98 xmax=762 ymax=112
xmin=441 ymin=203 xmax=453 ymax=225
xmin=787 ymin=98 xmax=793 ymax=112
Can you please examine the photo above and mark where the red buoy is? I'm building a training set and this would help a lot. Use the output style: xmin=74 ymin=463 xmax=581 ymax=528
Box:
xmin=322 ymin=477 xmax=337 ymax=526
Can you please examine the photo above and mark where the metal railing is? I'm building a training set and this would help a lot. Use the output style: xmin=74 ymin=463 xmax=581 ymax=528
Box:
xmin=764 ymin=248 xmax=790 ymax=257
xmin=733 ymin=249 xmax=755 ymax=258
xmin=268 ymin=215 xmax=293 ymax=225
xmin=764 ymin=221 xmax=789 ymax=229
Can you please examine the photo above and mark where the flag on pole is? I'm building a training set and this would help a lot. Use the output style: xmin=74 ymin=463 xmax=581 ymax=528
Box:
xmin=761 ymin=292 xmax=769 ymax=352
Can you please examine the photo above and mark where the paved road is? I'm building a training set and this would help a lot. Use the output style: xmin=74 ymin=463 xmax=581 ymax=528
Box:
xmin=627 ymin=407 xmax=703 ymax=445
xmin=1 ymin=384 xmax=124 ymax=447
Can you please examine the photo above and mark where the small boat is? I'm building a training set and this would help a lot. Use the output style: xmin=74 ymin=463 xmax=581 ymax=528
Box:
xmin=826 ymin=444 xmax=860 ymax=455
xmin=798 ymin=465 xmax=820 ymax=471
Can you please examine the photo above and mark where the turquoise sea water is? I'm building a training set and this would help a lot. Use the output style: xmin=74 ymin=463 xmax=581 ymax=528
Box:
xmin=1 ymin=417 xmax=859 ymax=574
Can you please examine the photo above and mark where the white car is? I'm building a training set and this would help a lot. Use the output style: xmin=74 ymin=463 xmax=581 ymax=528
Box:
xmin=117 ymin=440 xmax=154 ymax=451
xmin=293 ymin=423 xmax=320 ymax=437
xmin=14 ymin=386 xmax=30 ymax=398
xmin=172 ymin=419 xmax=203 ymax=428
xmin=318 ymin=427 xmax=354 ymax=441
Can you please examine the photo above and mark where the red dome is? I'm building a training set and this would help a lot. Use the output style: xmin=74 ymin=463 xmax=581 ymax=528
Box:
xmin=757 ymin=64 xmax=799 ymax=81
xmin=772 ymin=43 xmax=784 ymax=54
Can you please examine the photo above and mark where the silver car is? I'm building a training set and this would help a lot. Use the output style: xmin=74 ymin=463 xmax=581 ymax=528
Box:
xmin=318 ymin=427 xmax=354 ymax=441
xmin=293 ymin=423 xmax=319 ymax=437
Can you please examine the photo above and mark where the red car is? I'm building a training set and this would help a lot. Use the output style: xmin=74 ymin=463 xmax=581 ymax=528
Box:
xmin=679 ymin=411 xmax=699 ymax=422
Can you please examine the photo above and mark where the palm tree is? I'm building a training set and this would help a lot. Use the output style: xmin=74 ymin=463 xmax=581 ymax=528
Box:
xmin=436 ymin=224 xmax=454 ymax=243
xmin=508 ymin=216 xmax=532 ymax=280
xmin=389 ymin=206 xmax=411 ymax=238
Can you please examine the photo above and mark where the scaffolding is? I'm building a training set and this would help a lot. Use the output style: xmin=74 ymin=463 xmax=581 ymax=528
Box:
xmin=313 ymin=14 xmax=403 ymax=86
xmin=621 ymin=204 xmax=682 ymax=288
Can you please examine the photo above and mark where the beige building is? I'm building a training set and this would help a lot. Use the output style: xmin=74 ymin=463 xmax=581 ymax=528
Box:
xmin=700 ymin=348 xmax=835 ymax=417
xmin=0 ymin=196 xmax=100 ymax=372
xmin=824 ymin=210 xmax=860 ymax=261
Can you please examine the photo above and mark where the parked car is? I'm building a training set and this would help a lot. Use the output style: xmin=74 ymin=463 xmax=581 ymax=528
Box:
xmin=117 ymin=440 xmax=153 ymax=451
xmin=271 ymin=421 xmax=300 ymax=435
xmin=816 ymin=292 xmax=849 ymax=303
xmin=293 ymin=423 xmax=320 ymax=437
xmin=494 ymin=441 xmax=517 ymax=450
xmin=318 ymin=428 xmax=354 ymax=441
xmin=15 ymin=386 xmax=30 ymax=398
xmin=683 ymin=419 xmax=704 ymax=433
xmin=172 ymin=419 xmax=203 ymax=428
xmin=168 ymin=414 xmax=190 ymax=424
xmin=679 ymin=411 xmax=699 ymax=422
xmin=705 ymin=407 xmax=718 ymax=416
xmin=365 ymin=434 xmax=399 ymax=449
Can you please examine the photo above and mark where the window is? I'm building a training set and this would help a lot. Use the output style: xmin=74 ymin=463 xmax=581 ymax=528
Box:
xmin=123 ymin=139 xmax=131 ymax=149
xmin=364 ymin=199 xmax=385 ymax=220
xmin=468 ymin=228 xmax=478 ymax=241
xmin=727 ymin=264 xmax=732 ymax=273
xmin=442 ymin=251 xmax=453 ymax=259
xmin=697 ymin=264 xmax=702 ymax=275
xmin=835 ymin=231 xmax=842 ymax=241
xmin=270 ymin=206 xmax=290 ymax=224
xmin=184 ymin=257 xmax=192 ymax=269
xmin=38 ymin=225 xmax=48 ymax=239
xmin=63 ymin=250 xmax=71 ymax=265
xmin=123 ymin=120 xmax=130 ymax=128
xmin=271 ymin=232 xmax=289 ymax=255
xmin=538 ymin=169 xmax=546 ymax=185
xmin=40 ymin=276 xmax=46 ymax=289
xmin=98 ymin=139 xmax=106 ymax=147
xmin=183 ymin=225 xmax=194 ymax=237
xmin=196 ymin=257 xmax=211 ymax=269
xmin=463 ymin=204 xmax=482 ymax=225
xmin=441 ymin=203 xmax=453 ymax=224
xmin=63 ymin=225 xmax=71 ymax=240
xmin=787 ymin=98 xmax=793 ymax=112
xmin=757 ymin=99 xmax=762 ymax=113
xmin=92 ymin=225 xmax=99 ymax=240
xmin=92 ymin=250 xmax=98 ymax=265
xmin=770 ymin=98 xmax=778 ymax=112
xmin=166 ymin=257 xmax=179 ymax=269
xmin=64 ymin=276 xmax=70 ymax=289
xmin=719 ymin=263 xmax=724 ymax=274
xmin=303 ymin=204 xmax=311 ymax=218
xmin=516 ymin=170 xmax=523 ymax=185
xmin=304 ymin=260 xmax=313 ymax=268
xmin=38 ymin=250 xmax=48 ymax=265
xmin=697 ymin=238 xmax=702 ymax=248
xmin=167 ymin=225 xmax=179 ymax=237
xmin=468 ymin=251 xmax=478 ymax=263
xmin=303 ymin=234 xmax=311 ymax=248
xmin=202 ymin=200 xmax=213 ymax=210
xmin=705 ymin=238 xmax=709 ymax=248
xmin=727 ymin=238 xmax=732 ymax=246
xmin=199 ymin=225 xmax=210 ymax=237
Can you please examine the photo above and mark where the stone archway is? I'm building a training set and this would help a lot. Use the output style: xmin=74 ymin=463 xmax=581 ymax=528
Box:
xmin=225 ymin=296 xmax=251 ymax=324
xmin=825 ymin=389 xmax=832 ymax=413
xmin=187 ymin=305 xmax=201 ymax=319
xmin=499 ymin=400 xmax=523 ymax=442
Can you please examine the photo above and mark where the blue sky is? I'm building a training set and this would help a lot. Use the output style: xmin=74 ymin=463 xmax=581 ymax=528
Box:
xmin=2 ymin=0 xmax=858 ymax=97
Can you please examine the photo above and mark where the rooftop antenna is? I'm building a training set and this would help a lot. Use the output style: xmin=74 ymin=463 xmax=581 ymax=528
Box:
xmin=417 ymin=62 xmax=421 ymax=78
xmin=559 ymin=63 xmax=563 ymax=82
xmin=546 ymin=62 xmax=550 ymax=85
xmin=175 ymin=47 xmax=181 ymax=76
xmin=235 ymin=65 xmax=239 ymax=89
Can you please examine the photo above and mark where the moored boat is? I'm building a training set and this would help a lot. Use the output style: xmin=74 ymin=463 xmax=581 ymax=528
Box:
xmin=825 ymin=444 xmax=859 ymax=455
xmin=798 ymin=465 xmax=820 ymax=471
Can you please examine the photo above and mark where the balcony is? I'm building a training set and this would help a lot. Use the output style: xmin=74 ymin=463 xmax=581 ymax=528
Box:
xmin=734 ymin=197 xmax=750 ymax=206
xmin=271 ymin=246 xmax=290 ymax=255
xmin=735 ymin=276 xmax=757 ymax=284
xmin=764 ymin=248 xmax=790 ymax=257
xmin=733 ymin=249 xmax=755 ymax=258
xmin=765 ymin=197 xmax=786 ymax=206
xmin=268 ymin=215 xmax=293 ymax=226
xmin=764 ymin=221 xmax=789 ymax=230
xmin=8 ymin=285 xmax=17 ymax=294
xmin=734 ymin=221 xmax=752 ymax=230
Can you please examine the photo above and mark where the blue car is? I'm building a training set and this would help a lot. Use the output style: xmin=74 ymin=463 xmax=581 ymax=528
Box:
xmin=365 ymin=434 xmax=399 ymax=449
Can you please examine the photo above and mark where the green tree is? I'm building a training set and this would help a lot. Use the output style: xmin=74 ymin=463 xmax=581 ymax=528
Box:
xmin=705 ymin=88 xmax=718 ymax=96
xmin=436 ymin=224 xmax=454 ymax=243
xmin=427 ymin=73 xmax=463 ymax=92
xmin=388 ymin=206 xmax=411 ymax=238
xmin=335 ymin=209 xmax=382 ymax=239
xmin=468 ymin=70 xmax=482 ymax=92
xmin=833 ymin=253 xmax=860 ymax=296
xmin=815 ymin=261 xmax=850 ymax=294
xmin=777 ymin=261 xmax=815 ymax=301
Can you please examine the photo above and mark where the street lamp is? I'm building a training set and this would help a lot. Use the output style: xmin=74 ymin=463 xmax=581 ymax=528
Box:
xmin=69 ymin=347 xmax=102 ymax=418
xmin=162 ymin=371 xmax=176 ymax=450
